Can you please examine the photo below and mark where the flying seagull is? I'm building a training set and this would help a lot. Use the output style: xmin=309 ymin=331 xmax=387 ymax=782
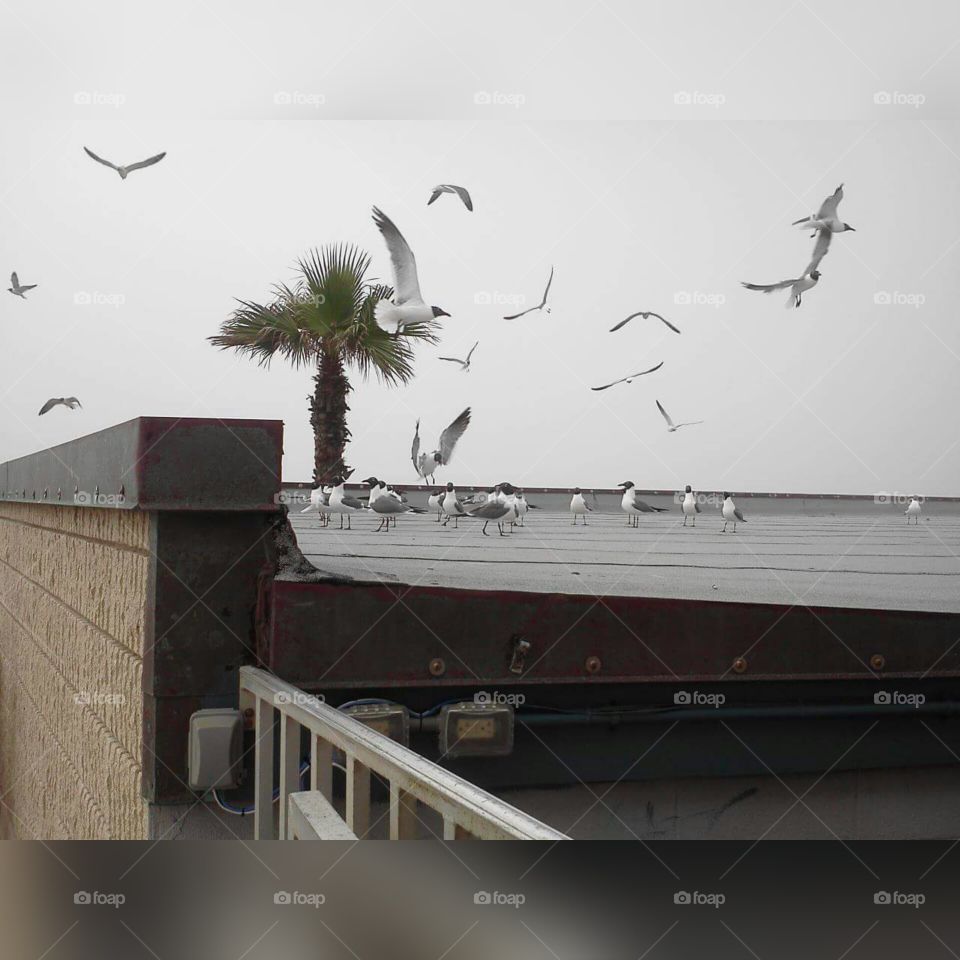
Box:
xmin=792 ymin=184 xmax=855 ymax=237
xmin=38 ymin=397 xmax=82 ymax=416
xmin=656 ymin=399 xmax=703 ymax=432
xmin=412 ymin=408 xmax=471 ymax=483
xmin=721 ymin=493 xmax=746 ymax=533
xmin=372 ymin=207 xmax=450 ymax=334
xmin=8 ymin=272 xmax=37 ymax=298
xmin=83 ymin=146 xmax=166 ymax=179
xmin=503 ymin=266 xmax=553 ymax=320
xmin=428 ymin=184 xmax=473 ymax=211
xmin=609 ymin=311 xmax=680 ymax=335
xmin=439 ymin=341 xmax=478 ymax=372
xmin=742 ymin=270 xmax=820 ymax=309
xmin=591 ymin=361 xmax=664 ymax=391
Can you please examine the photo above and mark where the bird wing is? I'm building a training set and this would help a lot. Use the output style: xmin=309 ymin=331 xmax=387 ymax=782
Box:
xmin=125 ymin=151 xmax=166 ymax=173
xmin=65 ymin=397 xmax=82 ymax=408
xmin=341 ymin=495 xmax=366 ymax=509
xmin=648 ymin=311 xmax=681 ymax=334
xmin=437 ymin=407 xmax=471 ymax=464
xmin=742 ymin=278 xmax=801 ymax=293
xmin=608 ymin=315 xmax=634 ymax=332
xmin=411 ymin=420 xmax=421 ymax=475
xmin=676 ymin=420 xmax=704 ymax=429
xmin=372 ymin=207 xmax=423 ymax=305
xmin=590 ymin=378 xmax=623 ymax=391
xmin=438 ymin=357 xmax=463 ymax=364
xmin=695 ymin=502 xmax=702 ymax=513
xmin=373 ymin=498 xmax=407 ymax=514
xmin=631 ymin=361 xmax=665 ymax=378
xmin=656 ymin=399 xmax=674 ymax=428
xmin=453 ymin=185 xmax=473 ymax=211
xmin=83 ymin=147 xmax=119 ymax=170
xmin=19 ymin=284 xmax=37 ymax=292
xmin=427 ymin=187 xmax=444 ymax=205
xmin=503 ymin=304 xmax=538 ymax=320
xmin=465 ymin=341 xmax=478 ymax=362
xmin=816 ymin=183 xmax=843 ymax=219
xmin=38 ymin=398 xmax=61 ymax=415
xmin=806 ymin=228 xmax=832 ymax=274
xmin=734 ymin=506 xmax=747 ymax=522
xmin=539 ymin=266 xmax=554 ymax=308
xmin=10 ymin=272 xmax=18 ymax=287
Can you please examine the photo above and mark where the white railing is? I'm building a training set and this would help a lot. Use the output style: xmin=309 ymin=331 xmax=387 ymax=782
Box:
xmin=239 ymin=667 xmax=568 ymax=840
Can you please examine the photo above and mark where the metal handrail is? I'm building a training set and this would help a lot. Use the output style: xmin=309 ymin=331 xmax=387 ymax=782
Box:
xmin=239 ymin=667 xmax=568 ymax=840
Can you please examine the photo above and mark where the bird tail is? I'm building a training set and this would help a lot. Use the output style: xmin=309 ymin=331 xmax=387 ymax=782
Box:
xmin=651 ymin=506 xmax=669 ymax=512
xmin=373 ymin=299 xmax=401 ymax=333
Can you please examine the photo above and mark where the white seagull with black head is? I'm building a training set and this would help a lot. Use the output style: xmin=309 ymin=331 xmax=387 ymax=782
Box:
xmin=411 ymin=408 xmax=471 ymax=483
xmin=742 ymin=271 xmax=821 ymax=309
xmin=656 ymin=399 xmax=703 ymax=432
xmin=439 ymin=342 xmax=478 ymax=372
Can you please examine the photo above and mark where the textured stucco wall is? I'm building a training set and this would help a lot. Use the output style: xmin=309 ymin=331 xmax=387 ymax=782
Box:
xmin=0 ymin=502 xmax=152 ymax=839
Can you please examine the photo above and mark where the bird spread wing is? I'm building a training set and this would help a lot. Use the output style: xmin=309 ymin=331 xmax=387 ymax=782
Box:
xmin=742 ymin=278 xmax=801 ymax=293
xmin=83 ymin=147 xmax=119 ymax=171
xmin=427 ymin=188 xmax=444 ymax=205
xmin=411 ymin=420 xmax=421 ymax=474
xmin=676 ymin=420 xmax=704 ymax=429
xmin=438 ymin=357 xmax=463 ymax=364
xmin=503 ymin=304 xmax=537 ymax=320
xmin=65 ymin=397 xmax=82 ymax=408
xmin=372 ymin=207 xmax=423 ymax=304
xmin=437 ymin=407 xmax=471 ymax=464
xmin=124 ymin=151 xmax=166 ymax=173
xmin=816 ymin=184 xmax=843 ymax=219
xmin=539 ymin=266 xmax=554 ymax=307
xmin=38 ymin=398 xmax=61 ymax=415
xmin=656 ymin=399 xmax=674 ymax=427
xmin=465 ymin=341 xmax=478 ymax=363
xmin=452 ymin=185 xmax=473 ymax=211
xmin=631 ymin=361 xmax=665 ymax=378
xmin=10 ymin=272 xmax=18 ymax=287
xmin=20 ymin=284 xmax=37 ymax=292
xmin=806 ymin=227 xmax=832 ymax=274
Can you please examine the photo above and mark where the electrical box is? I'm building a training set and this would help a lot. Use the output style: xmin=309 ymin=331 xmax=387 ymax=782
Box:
xmin=438 ymin=702 xmax=514 ymax=758
xmin=343 ymin=703 xmax=410 ymax=746
xmin=188 ymin=709 xmax=243 ymax=790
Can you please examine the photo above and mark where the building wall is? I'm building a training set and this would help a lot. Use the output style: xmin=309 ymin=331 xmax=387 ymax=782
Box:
xmin=0 ymin=502 xmax=152 ymax=839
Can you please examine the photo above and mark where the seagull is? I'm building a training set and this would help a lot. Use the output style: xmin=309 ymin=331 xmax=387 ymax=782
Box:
xmin=792 ymin=184 xmax=855 ymax=236
xmin=412 ymin=408 xmax=471 ymax=482
xmin=906 ymin=496 xmax=921 ymax=525
xmin=83 ymin=146 xmax=166 ymax=179
xmin=591 ymin=362 xmax=664 ymax=391
xmin=369 ymin=488 xmax=425 ymax=531
xmin=372 ymin=207 xmax=450 ymax=334
xmin=38 ymin=397 xmax=82 ymax=416
xmin=439 ymin=342 xmax=478 ymax=372
xmin=681 ymin=485 xmax=701 ymax=526
xmin=609 ymin=311 xmax=680 ymax=335
xmin=515 ymin=491 xmax=528 ymax=526
xmin=8 ymin=272 xmax=37 ymax=298
xmin=427 ymin=487 xmax=445 ymax=522
xmin=570 ymin=488 xmax=591 ymax=525
xmin=428 ymin=184 xmax=473 ymax=211
xmin=618 ymin=481 xmax=669 ymax=527
xmin=327 ymin=478 xmax=366 ymax=530
xmin=467 ymin=487 xmax=515 ymax=536
xmin=656 ymin=400 xmax=704 ymax=432
xmin=441 ymin=482 xmax=469 ymax=528
xmin=301 ymin=484 xmax=332 ymax=526
xmin=503 ymin=267 xmax=553 ymax=320
xmin=742 ymin=270 xmax=821 ymax=309
xmin=721 ymin=493 xmax=746 ymax=533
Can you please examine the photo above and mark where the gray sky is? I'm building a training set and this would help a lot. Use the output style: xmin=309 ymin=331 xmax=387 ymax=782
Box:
xmin=1 ymin=0 xmax=959 ymax=494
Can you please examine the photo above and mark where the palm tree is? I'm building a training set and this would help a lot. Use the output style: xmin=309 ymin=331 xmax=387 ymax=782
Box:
xmin=210 ymin=244 xmax=438 ymax=483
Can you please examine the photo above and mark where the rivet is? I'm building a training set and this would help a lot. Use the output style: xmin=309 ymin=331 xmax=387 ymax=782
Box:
xmin=428 ymin=657 xmax=446 ymax=677
xmin=732 ymin=656 xmax=748 ymax=674
xmin=870 ymin=654 xmax=885 ymax=671
xmin=585 ymin=655 xmax=602 ymax=675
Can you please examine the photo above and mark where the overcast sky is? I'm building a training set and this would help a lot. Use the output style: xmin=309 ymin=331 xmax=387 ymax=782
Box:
xmin=1 ymin=0 xmax=958 ymax=494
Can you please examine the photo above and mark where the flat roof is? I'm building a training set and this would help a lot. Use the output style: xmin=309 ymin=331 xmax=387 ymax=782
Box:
xmin=291 ymin=505 xmax=960 ymax=614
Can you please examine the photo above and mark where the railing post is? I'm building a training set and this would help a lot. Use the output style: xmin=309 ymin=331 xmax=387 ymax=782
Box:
xmin=311 ymin=735 xmax=333 ymax=801
xmin=389 ymin=783 xmax=418 ymax=840
xmin=442 ymin=815 xmax=458 ymax=840
xmin=346 ymin=755 xmax=370 ymax=838
xmin=254 ymin=696 xmax=275 ymax=840
xmin=279 ymin=714 xmax=300 ymax=839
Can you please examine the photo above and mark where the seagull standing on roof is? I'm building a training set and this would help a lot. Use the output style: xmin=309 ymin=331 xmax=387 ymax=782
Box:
xmin=83 ymin=146 xmax=166 ymax=179
xmin=412 ymin=408 xmax=471 ymax=483
xmin=721 ymin=493 xmax=746 ymax=533
xmin=301 ymin=484 xmax=332 ymax=526
xmin=8 ymin=272 xmax=37 ymax=298
xmin=427 ymin=487 xmax=444 ymax=522
xmin=656 ymin=400 xmax=704 ymax=432
xmin=570 ymin=488 xmax=591 ymax=525
xmin=504 ymin=267 xmax=553 ymax=320
xmin=371 ymin=207 xmax=450 ymax=334
xmin=427 ymin=184 xmax=473 ymax=210
xmin=618 ymin=481 xmax=669 ymax=527
xmin=515 ymin=491 xmax=528 ymax=526
xmin=906 ymin=497 xmax=921 ymax=524
xmin=441 ymin=482 xmax=469 ymax=528
xmin=439 ymin=342 xmax=478 ymax=372
xmin=681 ymin=485 xmax=701 ymax=527
xmin=328 ymin=478 xmax=366 ymax=530
xmin=467 ymin=486 xmax=515 ymax=536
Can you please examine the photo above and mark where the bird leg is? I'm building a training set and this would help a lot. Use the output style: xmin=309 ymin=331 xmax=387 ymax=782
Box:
xmin=721 ymin=521 xmax=727 ymax=533
xmin=682 ymin=516 xmax=687 ymax=527
xmin=347 ymin=515 xmax=352 ymax=530
xmin=339 ymin=515 xmax=345 ymax=530
xmin=498 ymin=523 xmax=508 ymax=537
xmin=482 ymin=522 xmax=490 ymax=536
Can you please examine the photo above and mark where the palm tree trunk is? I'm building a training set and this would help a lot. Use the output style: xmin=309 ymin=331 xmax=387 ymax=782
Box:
xmin=309 ymin=347 xmax=351 ymax=484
